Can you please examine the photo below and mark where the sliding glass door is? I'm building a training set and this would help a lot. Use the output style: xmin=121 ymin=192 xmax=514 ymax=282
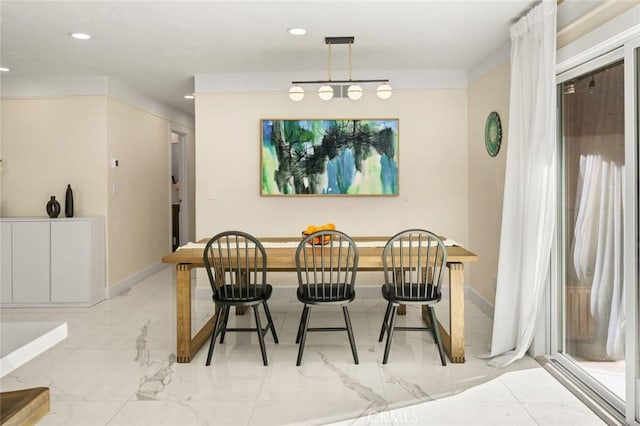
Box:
xmin=558 ymin=54 xmax=626 ymax=408
xmin=555 ymin=37 xmax=640 ymax=424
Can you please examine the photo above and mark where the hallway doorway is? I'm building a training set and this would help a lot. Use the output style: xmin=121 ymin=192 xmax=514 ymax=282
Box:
xmin=170 ymin=130 xmax=188 ymax=251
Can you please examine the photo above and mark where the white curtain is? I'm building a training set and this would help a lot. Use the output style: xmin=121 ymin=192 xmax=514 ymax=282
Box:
xmin=567 ymin=60 xmax=626 ymax=359
xmin=485 ymin=0 xmax=557 ymax=367
xmin=572 ymin=154 xmax=625 ymax=358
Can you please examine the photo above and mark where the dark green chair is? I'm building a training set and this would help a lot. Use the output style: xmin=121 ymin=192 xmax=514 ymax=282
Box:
xmin=378 ymin=229 xmax=447 ymax=365
xmin=295 ymin=230 xmax=359 ymax=366
xmin=203 ymin=231 xmax=278 ymax=366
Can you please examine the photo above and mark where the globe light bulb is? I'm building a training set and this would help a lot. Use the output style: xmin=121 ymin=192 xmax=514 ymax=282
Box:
xmin=347 ymin=84 xmax=363 ymax=100
xmin=289 ymin=86 xmax=305 ymax=102
xmin=318 ymin=85 xmax=334 ymax=101
xmin=376 ymin=84 xmax=393 ymax=100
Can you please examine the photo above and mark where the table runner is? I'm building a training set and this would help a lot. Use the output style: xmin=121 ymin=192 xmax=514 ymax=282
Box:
xmin=178 ymin=239 xmax=460 ymax=250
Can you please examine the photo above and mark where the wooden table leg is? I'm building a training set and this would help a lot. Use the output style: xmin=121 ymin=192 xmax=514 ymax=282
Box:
xmin=189 ymin=315 xmax=216 ymax=361
xmin=447 ymin=262 xmax=465 ymax=362
xmin=422 ymin=262 xmax=465 ymax=363
xmin=176 ymin=264 xmax=194 ymax=363
xmin=175 ymin=264 xmax=217 ymax=363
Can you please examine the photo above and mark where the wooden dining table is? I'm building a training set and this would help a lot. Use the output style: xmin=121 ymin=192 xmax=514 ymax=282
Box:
xmin=162 ymin=236 xmax=478 ymax=364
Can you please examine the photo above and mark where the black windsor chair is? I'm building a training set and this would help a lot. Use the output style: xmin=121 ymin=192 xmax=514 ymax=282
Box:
xmin=203 ymin=231 xmax=278 ymax=366
xmin=294 ymin=230 xmax=359 ymax=366
xmin=378 ymin=229 xmax=447 ymax=365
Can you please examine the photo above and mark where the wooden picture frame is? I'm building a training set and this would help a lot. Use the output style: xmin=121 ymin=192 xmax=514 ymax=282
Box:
xmin=261 ymin=119 xmax=399 ymax=196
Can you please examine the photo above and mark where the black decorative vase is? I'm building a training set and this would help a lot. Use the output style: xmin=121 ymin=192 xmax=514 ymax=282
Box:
xmin=65 ymin=184 xmax=74 ymax=218
xmin=46 ymin=196 xmax=61 ymax=218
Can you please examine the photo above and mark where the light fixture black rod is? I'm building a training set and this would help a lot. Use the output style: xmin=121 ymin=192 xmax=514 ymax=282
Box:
xmin=325 ymin=36 xmax=354 ymax=45
xmin=291 ymin=79 xmax=389 ymax=85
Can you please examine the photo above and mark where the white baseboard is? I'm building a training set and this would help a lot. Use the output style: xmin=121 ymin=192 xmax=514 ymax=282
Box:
xmin=106 ymin=262 xmax=168 ymax=298
xmin=465 ymin=285 xmax=495 ymax=319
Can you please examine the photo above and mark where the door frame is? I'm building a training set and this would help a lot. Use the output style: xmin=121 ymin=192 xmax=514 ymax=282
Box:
xmin=553 ymin=48 xmax=626 ymax=415
xmin=551 ymin=29 xmax=640 ymax=425
xmin=623 ymin=35 xmax=640 ymax=424
xmin=169 ymin=128 xmax=191 ymax=249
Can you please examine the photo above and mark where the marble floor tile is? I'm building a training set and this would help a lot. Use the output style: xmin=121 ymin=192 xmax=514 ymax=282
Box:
xmin=521 ymin=402 xmax=607 ymax=426
xmin=109 ymin=400 xmax=256 ymax=426
xmin=251 ymin=399 xmax=384 ymax=426
xmin=498 ymin=368 xmax=586 ymax=403
xmin=0 ymin=266 xmax=605 ymax=425
xmin=368 ymin=401 xmax=540 ymax=426
xmin=38 ymin=400 xmax=127 ymax=426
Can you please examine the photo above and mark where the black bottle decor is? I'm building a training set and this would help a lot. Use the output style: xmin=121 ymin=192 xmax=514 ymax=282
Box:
xmin=65 ymin=184 xmax=74 ymax=217
xmin=46 ymin=196 xmax=61 ymax=218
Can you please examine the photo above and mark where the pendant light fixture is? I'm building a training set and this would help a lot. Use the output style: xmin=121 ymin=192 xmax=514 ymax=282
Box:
xmin=289 ymin=36 xmax=391 ymax=101
xmin=346 ymin=42 xmax=363 ymax=100
xmin=315 ymin=40 xmax=334 ymax=101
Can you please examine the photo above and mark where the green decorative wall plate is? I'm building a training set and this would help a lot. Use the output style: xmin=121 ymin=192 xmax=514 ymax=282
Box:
xmin=484 ymin=111 xmax=502 ymax=157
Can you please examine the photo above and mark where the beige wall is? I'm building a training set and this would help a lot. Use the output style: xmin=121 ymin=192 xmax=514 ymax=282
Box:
xmin=106 ymin=99 xmax=174 ymax=285
xmin=1 ymin=95 xmax=195 ymax=288
xmin=467 ymin=64 xmax=510 ymax=305
xmin=195 ymin=89 xmax=469 ymax=284
xmin=0 ymin=97 xmax=108 ymax=217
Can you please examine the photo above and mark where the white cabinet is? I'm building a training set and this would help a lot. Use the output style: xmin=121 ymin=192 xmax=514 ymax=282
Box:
xmin=0 ymin=222 xmax=12 ymax=303
xmin=12 ymin=221 xmax=50 ymax=303
xmin=50 ymin=220 xmax=104 ymax=304
xmin=0 ymin=217 xmax=105 ymax=307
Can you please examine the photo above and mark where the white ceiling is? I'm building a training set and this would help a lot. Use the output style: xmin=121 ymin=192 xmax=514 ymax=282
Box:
xmin=0 ymin=1 xmax=597 ymax=117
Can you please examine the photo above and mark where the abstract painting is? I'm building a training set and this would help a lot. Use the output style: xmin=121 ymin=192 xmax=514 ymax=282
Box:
xmin=261 ymin=119 xmax=399 ymax=196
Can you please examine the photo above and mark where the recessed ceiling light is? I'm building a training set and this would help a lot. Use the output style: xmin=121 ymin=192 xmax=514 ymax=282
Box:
xmin=184 ymin=94 xmax=195 ymax=99
xmin=69 ymin=32 xmax=91 ymax=40
xmin=0 ymin=67 xmax=9 ymax=72
xmin=287 ymin=28 xmax=307 ymax=36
